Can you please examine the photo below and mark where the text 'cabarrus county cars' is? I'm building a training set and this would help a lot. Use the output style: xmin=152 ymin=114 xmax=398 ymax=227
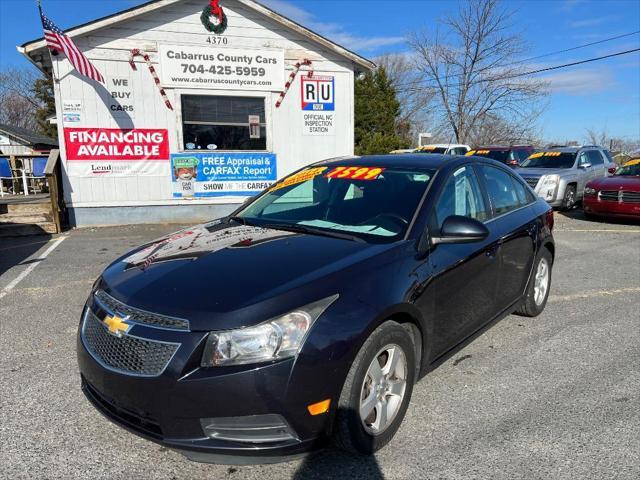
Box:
xmin=77 ymin=154 xmax=555 ymax=464
xmin=583 ymin=158 xmax=640 ymax=220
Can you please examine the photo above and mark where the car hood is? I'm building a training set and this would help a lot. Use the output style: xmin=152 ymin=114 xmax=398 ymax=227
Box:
xmin=588 ymin=176 xmax=640 ymax=191
xmin=99 ymin=222 xmax=394 ymax=331
xmin=516 ymin=168 xmax=575 ymax=177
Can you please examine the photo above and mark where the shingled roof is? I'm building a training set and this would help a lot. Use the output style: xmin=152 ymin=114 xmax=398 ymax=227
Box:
xmin=0 ymin=124 xmax=58 ymax=147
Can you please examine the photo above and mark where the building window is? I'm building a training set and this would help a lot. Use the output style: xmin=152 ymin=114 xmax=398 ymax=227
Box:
xmin=181 ymin=95 xmax=267 ymax=151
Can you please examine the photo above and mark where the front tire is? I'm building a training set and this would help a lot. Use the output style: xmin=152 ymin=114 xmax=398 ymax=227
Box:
xmin=333 ymin=321 xmax=416 ymax=454
xmin=516 ymin=248 xmax=553 ymax=317
xmin=561 ymin=185 xmax=577 ymax=211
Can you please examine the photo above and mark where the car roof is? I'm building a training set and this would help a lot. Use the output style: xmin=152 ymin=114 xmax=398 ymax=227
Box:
xmin=476 ymin=145 xmax=533 ymax=150
xmin=316 ymin=153 xmax=477 ymax=170
xmin=419 ymin=144 xmax=469 ymax=149
xmin=539 ymin=146 xmax=581 ymax=153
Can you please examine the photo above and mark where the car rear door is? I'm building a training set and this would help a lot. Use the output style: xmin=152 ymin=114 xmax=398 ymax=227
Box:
xmin=423 ymin=165 xmax=502 ymax=359
xmin=477 ymin=165 xmax=537 ymax=310
xmin=587 ymin=150 xmax=607 ymax=180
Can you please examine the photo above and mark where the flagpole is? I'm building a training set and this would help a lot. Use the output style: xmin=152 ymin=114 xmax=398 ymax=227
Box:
xmin=37 ymin=0 xmax=59 ymax=84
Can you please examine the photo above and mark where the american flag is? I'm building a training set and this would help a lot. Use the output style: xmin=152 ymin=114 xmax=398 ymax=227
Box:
xmin=39 ymin=5 xmax=104 ymax=83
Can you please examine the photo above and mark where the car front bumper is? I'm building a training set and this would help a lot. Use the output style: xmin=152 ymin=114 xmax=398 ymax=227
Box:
xmin=583 ymin=196 xmax=640 ymax=218
xmin=76 ymin=305 xmax=341 ymax=464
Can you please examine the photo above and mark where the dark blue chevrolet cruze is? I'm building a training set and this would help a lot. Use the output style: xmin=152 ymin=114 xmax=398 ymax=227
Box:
xmin=78 ymin=154 xmax=555 ymax=464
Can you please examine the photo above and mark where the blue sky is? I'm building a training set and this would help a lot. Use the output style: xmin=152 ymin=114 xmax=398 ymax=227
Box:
xmin=1 ymin=0 xmax=638 ymax=141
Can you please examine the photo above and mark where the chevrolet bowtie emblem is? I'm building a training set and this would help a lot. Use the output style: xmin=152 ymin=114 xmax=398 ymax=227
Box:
xmin=103 ymin=314 xmax=132 ymax=337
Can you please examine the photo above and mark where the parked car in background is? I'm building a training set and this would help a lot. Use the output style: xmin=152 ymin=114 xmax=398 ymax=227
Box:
xmin=414 ymin=144 xmax=470 ymax=155
xmin=78 ymin=154 xmax=554 ymax=463
xmin=389 ymin=149 xmax=416 ymax=154
xmin=516 ymin=146 xmax=617 ymax=210
xmin=466 ymin=145 xmax=535 ymax=167
xmin=583 ymin=158 xmax=640 ymax=220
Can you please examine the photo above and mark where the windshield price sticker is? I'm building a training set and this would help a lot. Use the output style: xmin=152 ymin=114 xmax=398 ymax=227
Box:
xmin=325 ymin=167 xmax=385 ymax=180
xmin=530 ymin=152 xmax=561 ymax=159
xmin=466 ymin=149 xmax=490 ymax=156
xmin=269 ymin=166 xmax=328 ymax=192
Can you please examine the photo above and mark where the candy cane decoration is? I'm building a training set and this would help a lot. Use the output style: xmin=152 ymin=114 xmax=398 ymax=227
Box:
xmin=275 ymin=59 xmax=314 ymax=108
xmin=129 ymin=49 xmax=173 ymax=110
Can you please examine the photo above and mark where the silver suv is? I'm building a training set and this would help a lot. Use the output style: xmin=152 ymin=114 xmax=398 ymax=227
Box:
xmin=517 ymin=146 xmax=616 ymax=209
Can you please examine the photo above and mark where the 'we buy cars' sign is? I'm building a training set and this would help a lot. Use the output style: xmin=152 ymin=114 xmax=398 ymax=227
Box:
xmin=64 ymin=128 xmax=169 ymax=161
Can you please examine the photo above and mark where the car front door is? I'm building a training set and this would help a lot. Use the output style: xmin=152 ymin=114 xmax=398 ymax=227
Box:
xmin=576 ymin=152 xmax=594 ymax=193
xmin=478 ymin=165 xmax=537 ymax=310
xmin=420 ymin=165 xmax=502 ymax=359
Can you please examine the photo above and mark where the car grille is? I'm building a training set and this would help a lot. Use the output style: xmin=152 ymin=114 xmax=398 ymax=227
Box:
xmin=82 ymin=377 xmax=163 ymax=439
xmin=95 ymin=290 xmax=189 ymax=331
xmin=598 ymin=191 xmax=640 ymax=203
xmin=622 ymin=191 xmax=640 ymax=203
xmin=81 ymin=309 xmax=179 ymax=377
xmin=599 ymin=190 xmax=619 ymax=202
xmin=522 ymin=176 xmax=540 ymax=188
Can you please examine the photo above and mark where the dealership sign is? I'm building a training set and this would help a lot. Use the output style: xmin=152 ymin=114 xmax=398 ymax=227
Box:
xmin=64 ymin=128 xmax=169 ymax=161
xmin=64 ymin=128 xmax=170 ymax=177
xmin=159 ymin=45 xmax=284 ymax=91
xmin=171 ymin=152 xmax=277 ymax=198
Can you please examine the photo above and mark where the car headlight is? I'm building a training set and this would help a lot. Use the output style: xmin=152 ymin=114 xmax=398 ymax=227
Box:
xmin=540 ymin=175 xmax=559 ymax=188
xmin=584 ymin=187 xmax=597 ymax=195
xmin=201 ymin=295 xmax=339 ymax=367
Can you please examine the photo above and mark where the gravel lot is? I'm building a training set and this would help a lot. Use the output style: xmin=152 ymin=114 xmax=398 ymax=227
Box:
xmin=1 ymin=212 xmax=639 ymax=480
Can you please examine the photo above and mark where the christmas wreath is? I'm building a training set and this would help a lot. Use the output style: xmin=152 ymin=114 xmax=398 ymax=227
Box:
xmin=201 ymin=0 xmax=228 ymax=34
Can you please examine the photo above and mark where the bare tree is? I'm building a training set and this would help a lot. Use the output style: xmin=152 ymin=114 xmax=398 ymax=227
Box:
xmin=376 ymin=53 xmax=436 ymax=145
xmin=407 ymin=0 xmax=547 ymax=145
xmin=584 ymin=127 xmax=610 ymax=147
xmin=0 ymin=66 xmax=43 ymax=131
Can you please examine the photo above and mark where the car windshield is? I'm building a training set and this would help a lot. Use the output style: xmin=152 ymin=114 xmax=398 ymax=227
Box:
xmin=479 ymin=150 xmax=510 ymax=163
xmin=615 ymin=162 xmax=640 ymax=176
xmin=521 ymin=152 xmax=576 ymax=169
xmin=234 ymin=165 xmax=436 ymax=243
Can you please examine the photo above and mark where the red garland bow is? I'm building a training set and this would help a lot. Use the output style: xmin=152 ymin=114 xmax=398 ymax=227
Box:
xmin=210 ymin=0 xmax=224 ymax=23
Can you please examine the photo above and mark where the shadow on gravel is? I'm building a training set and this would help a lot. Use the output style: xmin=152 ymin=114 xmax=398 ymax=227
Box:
xmin=0 ymin=234 xmax=52 ymax=277
xmin=292 ymin=447 xmax=384 ymax=480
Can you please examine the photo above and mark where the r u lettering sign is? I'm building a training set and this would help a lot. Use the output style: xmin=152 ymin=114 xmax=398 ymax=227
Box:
xmin=301 ymin=75 xmax=335 ymax=111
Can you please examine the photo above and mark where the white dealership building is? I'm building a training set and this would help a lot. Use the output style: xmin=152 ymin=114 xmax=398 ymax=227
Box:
xmin=19 ymin=0 xmax=373 ymax=226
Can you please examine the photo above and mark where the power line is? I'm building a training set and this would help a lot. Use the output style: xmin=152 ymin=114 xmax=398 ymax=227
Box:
xmin=513 ymin=30 xmax=640 ymax=65
xmin=394 ymin=30 xmax=640 ymax=90
xmin=396 ymin=48 xmax=640 ymax=93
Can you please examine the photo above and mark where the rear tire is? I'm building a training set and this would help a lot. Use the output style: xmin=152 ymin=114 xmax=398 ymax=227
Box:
xmin=516 ymin=248 xmax=553 ymax=317
xmin=333 ymin=321 xmax=416 ymax=454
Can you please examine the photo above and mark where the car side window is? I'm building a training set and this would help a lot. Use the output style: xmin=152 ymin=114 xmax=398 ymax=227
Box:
xmin=603 ymin=150 xmax=614 ymax=163
xmin=510 ymin=175 xmax=531 ymax=206
xmin=577 ymin=152 xmax=591 ymax=167
xmin=587 ymin=150 xmax=604 ymax=166
xmin=479 ymin=165 xmax=522 ymax=216
xmin=435 ymin=166 xmax=489 ymax=227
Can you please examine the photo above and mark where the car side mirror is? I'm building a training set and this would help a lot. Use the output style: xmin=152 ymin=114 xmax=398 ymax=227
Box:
xmin=579 ymin=162 xmax=592 ymax=169
xmin=431 ymin=216 xmax=489 ymax=245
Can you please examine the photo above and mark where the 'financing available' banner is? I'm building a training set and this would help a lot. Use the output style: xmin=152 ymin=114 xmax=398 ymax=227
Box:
xmin=64 ymin=128 xmax=170 ymax=177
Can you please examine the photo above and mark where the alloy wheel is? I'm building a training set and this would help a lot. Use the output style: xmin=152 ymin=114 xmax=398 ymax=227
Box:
xmin=534 ymin=257 xmax=550 ymax=306
xmin=359 ymin=344 xmax=407 ymax=435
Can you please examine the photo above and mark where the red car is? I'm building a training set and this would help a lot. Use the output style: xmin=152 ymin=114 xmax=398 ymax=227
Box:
xmin=583 ymin=159 xmax=640 ymax=220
